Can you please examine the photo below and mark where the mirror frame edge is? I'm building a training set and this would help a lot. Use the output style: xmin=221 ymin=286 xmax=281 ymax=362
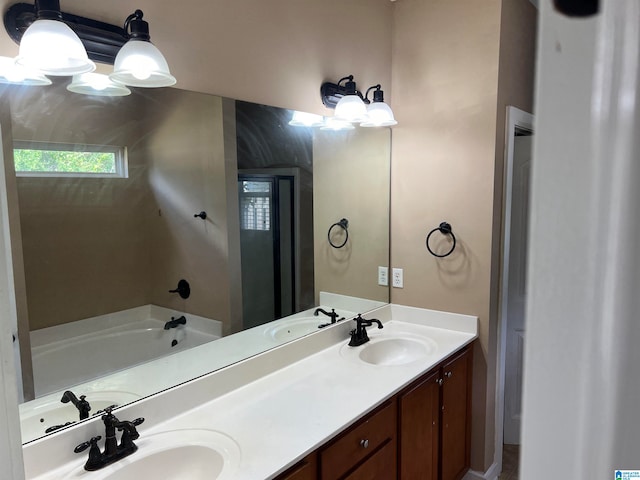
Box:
xmin=0 ymin=120 xmax=27 ymax=479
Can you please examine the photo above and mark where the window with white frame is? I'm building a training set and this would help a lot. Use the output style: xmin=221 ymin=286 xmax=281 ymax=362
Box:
xmin=13 ymin=141 xmax=128 ymax=178
xmin=240 ymin=181 xmax=271 ymax=231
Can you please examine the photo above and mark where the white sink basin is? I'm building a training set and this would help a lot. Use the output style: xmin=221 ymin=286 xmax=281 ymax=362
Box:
xmin=264 ymin=317 xmax=325 ymax=341
xmin=61 ymin=429 xmax=240 ymax=480
xmin=359 ymin=337 xmax=436 ymax=366
xmin=341 ymin=332 xmax=437 ymax=366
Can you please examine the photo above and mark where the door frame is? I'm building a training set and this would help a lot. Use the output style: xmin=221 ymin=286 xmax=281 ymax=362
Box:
xmin=495 ymin=106 xmax=534 ymax=472
xmin=238 ymin=168 xmax=301 ymax=317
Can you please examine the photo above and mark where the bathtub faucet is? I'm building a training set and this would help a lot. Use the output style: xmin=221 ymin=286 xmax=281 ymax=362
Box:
xmin=73 ymin=407 xmax=145 ymax=471
xmin=164 ymin=315 xmax=187 ymax=330
xmin=61 ymin=390 xmax=91 ymax=420
xmin=314 ymin=308 xmax=345 ymax=328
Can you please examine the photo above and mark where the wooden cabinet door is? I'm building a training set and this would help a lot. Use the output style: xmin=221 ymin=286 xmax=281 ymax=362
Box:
xmin=440 ymin=347 xmax=472 ymax=480
xmin=275 ymin=453 xmax=318 ymax=480
xmin=398 ymin=369 xmax=440 ymax=480
xmin=343 ymin=439 xmax=396 ymax=480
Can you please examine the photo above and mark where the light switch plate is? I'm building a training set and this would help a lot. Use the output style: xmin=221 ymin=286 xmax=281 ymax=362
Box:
xmin=378 ymin=266 xmax=388 ymax=286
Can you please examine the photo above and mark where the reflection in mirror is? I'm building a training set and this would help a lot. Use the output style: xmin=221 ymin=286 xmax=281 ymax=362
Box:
xmin=0 ymin=80 xmax=390 ymax=443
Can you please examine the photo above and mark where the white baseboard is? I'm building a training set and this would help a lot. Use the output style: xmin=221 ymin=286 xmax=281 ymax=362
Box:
xmin=463 ymin=462 xmax=500 ymax=480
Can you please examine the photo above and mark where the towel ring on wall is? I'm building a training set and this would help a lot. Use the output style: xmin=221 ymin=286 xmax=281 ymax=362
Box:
xmin=426 ymin=222 xmax=457 ymax=258
xmin=328 ymin=218 xmax=349 ymax=249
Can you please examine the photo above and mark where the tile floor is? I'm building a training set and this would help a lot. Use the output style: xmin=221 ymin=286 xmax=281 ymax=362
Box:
xmin=498 ymin=444 xmax=520 ymax=480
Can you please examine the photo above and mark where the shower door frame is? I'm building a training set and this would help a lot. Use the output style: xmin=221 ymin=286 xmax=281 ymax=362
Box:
xmin=238 ymin=168 xmax=301 ymax=323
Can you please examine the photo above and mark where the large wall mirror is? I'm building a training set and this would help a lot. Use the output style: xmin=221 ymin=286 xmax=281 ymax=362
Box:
xmin=0 ymin=79 xmax=391 ymax=443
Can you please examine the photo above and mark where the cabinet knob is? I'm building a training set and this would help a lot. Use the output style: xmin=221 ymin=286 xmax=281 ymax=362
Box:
xmin=360 ymin=439 xmax=369 ymax=449
xmin=436 ymin=378 xmax=444 ymax=386
xmin=444 ymin=371 xmax=452 ymax=378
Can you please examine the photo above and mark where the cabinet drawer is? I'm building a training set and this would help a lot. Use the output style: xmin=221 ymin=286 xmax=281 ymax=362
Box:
xmin=343 ymin=439 xmax=396 ymax=480
xmin=320 ymin=399 xmax=396 ymax=480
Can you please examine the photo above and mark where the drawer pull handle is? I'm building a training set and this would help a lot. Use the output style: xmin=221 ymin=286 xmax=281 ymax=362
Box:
xmin=360 ymin=439 xmax=369 ymax=449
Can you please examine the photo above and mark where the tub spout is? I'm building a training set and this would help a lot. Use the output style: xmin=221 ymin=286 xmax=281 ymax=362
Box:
xmin=314 ymin=307 xmax=345 ymax=328
xmin=61 ymin=390 xmax=91 ymax=420
xmin=164 ymin=315 xmax=186 ymax=330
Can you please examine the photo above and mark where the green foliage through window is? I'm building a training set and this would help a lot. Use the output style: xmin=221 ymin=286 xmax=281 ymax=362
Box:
xmin=12 ymin=142 xmax=126 ymax=177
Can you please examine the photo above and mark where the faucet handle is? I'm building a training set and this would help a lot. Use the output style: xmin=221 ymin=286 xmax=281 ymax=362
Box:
xmin=116 ymin=417 xmax=144 ymax=437
xmin=93 ymin=404 xmax=118 ymax=416
xmin=75 ymin=436 xmax=105 ymax=471
xmin=74 ymin=436 xmax=102 ymax=453
xmin=118 ymin=418 xmax=145 ymax=449
xmin=131 ymin=417 xmax=145 ymax=427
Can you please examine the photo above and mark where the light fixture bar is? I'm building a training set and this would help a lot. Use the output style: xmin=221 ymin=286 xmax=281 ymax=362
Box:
xmin=320 ymin=81 xmax=346 ymax=108
xmin=320 ymin=76 xmax=363 ymax=109
xmin=4 ymin=2 xmax=128 ymax=64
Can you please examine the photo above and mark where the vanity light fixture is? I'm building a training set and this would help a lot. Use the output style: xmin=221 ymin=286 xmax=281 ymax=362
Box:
xmin=0 ymin=55 xmax=51 ymax=85
xmin=320 ymin=117 xmax=355 ymax=131
xmin=288 ymin=111 xmax=325 ymax=127
xmin=320 ymin=76 xmax=397 ymax=127
xmin=332 ymin=75 xmax=368 ymax=123
xmin=67 ymin=72 xmax=131 ymax=97
xmin=109 ymin=10 xmax=176 ymax=88
xmin=4 ymin=2 xmax=176 ymax=87
xmin=360 ymin=85 xmax=397 ymax=127
xmin=14 ymin=0 xmax=95 ymax=76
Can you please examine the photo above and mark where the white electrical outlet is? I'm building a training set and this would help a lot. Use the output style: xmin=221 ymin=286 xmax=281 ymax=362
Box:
xmin=378 ymin=266 xmax=388 ymax=286
xmin=392 ymin=268 xmax=404 ymax=288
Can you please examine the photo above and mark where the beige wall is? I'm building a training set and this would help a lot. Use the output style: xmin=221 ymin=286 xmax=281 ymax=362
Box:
xmin=7 ymin=84 xmax=235 ymax=332
xmin=0 ymin=0 xmax=393 ymax=115
xmin=313 ymin=128 xmax=390 ymax=303
xmin=9 ymin=83 xmax=151 ymax=330
xmin=390 ymin=0 xmax=536 ymax=472
xmin=391 ymin=1 xmax=502 ymax=467
xmin=143 ymin=88 xmax=233 ymax=330
xmin=221 ymin=99 xmax=243 ymax=335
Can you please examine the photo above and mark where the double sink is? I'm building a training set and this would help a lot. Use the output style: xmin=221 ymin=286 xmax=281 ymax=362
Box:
xmin=38 ymin=315 xmax=449 ymax=480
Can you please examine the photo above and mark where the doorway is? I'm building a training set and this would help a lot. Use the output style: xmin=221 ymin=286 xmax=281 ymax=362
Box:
xmin=238 ymin=173 xmax=296 ymax=329
xmin=497 ymin=106 xmax=534 ymax=476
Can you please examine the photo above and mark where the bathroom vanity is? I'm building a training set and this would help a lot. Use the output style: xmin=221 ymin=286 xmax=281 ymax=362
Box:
xmin=276 ymin=346 xmax=472 ymax=480
xmin=21 ymin=304 xmax=477 ymax=480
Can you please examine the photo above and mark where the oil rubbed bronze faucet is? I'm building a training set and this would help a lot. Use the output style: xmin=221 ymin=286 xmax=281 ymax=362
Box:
xmin=314 ymin=308 xmax=345 ymax=328
xmin=348 ymin=314 xmax=383 ymax=347
xmin=61 ymin=390 xmax=91 ymax=420
xmin=164 ymin=315 xmax=186 ymax=330
xmin=74 ymin=407 xmax=145 ymax=471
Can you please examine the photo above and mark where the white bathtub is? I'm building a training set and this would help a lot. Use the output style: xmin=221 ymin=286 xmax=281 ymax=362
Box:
xmin=30 ymin=305 xmax=221 ymax=398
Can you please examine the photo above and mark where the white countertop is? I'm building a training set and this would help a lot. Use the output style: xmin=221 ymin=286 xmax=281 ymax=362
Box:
xmin=23 ymin=304 xmax=477 ymax=480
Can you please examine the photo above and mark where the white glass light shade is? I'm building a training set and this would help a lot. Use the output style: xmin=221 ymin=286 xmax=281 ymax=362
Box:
xmin=360 ymin=102 xmax=398 ymax=127
xmin=334 ymin=94 xmax=368 ymax=123
xmin=288 ymin=111 xmax=325 ymax=127
xmin=0 ymin=56 xmax=51 ymax=85
xmin=67 ymin=73 xmax=131 ymax=97
xmin=110 ymin=40 xmax=176 ymax=88
xmin=16 ymin=19 xmax=95 ymax=76
xmin=320 ymin=117 xmax=355 ymax=131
